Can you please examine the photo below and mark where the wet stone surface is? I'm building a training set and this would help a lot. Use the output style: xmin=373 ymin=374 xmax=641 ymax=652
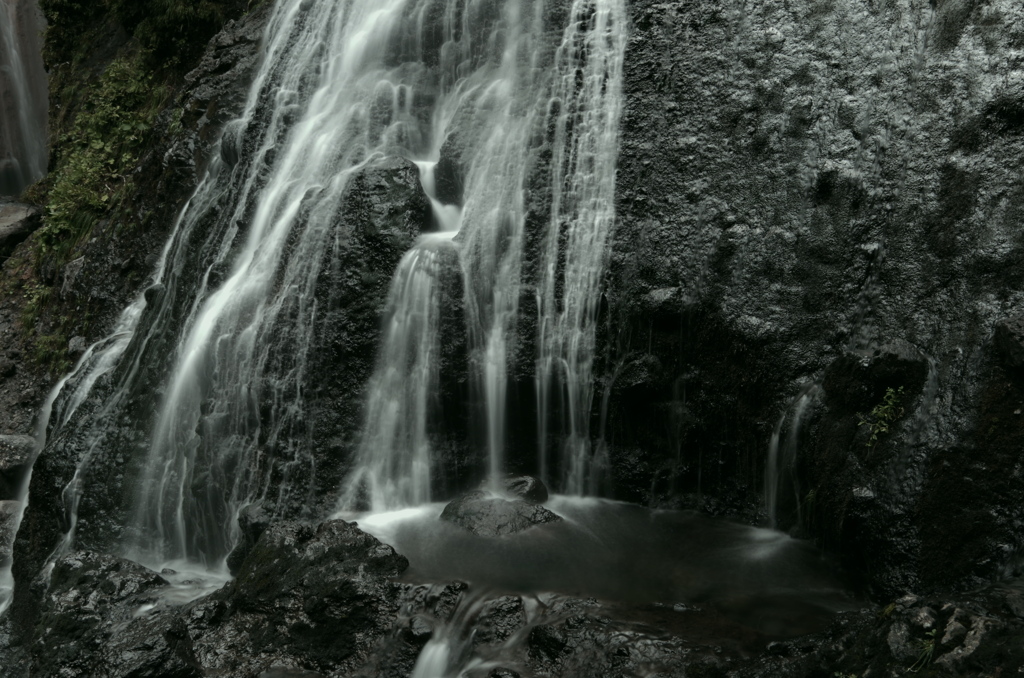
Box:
xmin=440 ymin=491 xmax=563 ymax=537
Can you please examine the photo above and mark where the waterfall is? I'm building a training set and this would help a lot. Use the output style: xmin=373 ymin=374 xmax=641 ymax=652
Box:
xmin=338 ymin=233 xmax=453 ymax=512
xmin=342 ymin=0 xmax=627 ymax=503
xmin=17 ymin=0 xmax=628 ymax=582
xmin=536 ymin=0 xmax=625 ymax=493
xmin=124 ymin=0 xmax=452 ymax=568
xmin=0 ymin=0 xmax=47 ymax=195
xmin=765 ymin=384 xmax=819 ymax=529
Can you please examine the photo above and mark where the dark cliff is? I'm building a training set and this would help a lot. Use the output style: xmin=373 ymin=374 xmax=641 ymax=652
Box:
xmin=605 ymin=0 xmax=1024 ymax=599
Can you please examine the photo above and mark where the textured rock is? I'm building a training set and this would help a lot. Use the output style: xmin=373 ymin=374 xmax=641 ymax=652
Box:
xmin=224 ymin=501 xmax=271 ymax=575
xmin=182 ymin=520 xmax=412 ymax=676
xmin=0 ymin=435 xmax=33 ymax=500
xmin=23 ymin=521 xmax=420 ymax=678
xmin=0 ymin=434 xmax=33 ymax=469
xmin=603 ymin=0 xmax=1024 ymax=598
xmin=0 ymin=203 xmax=42 ymax=258
xmin=0 ymin=500 xmax=19 ymax=565
xmin=30 ymin=552 xmax=182 ymax=678
xmin=440 ymin=490 xmax=562 ymax=537
xmin=66 ymin=336 xmax=87 ymax=358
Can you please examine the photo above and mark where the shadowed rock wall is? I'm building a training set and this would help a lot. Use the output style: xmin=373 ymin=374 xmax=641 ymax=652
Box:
xmin=606 ymin=0 xmax=1024 ymax=597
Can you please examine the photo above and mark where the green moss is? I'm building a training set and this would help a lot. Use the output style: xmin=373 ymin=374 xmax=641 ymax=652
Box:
xmin=39 ymin=53 xmax=168 ymax=262
xmin=33 ymin=333 xmax=71 ymax=375
xmin=38 ymin=0 xmax=102 ymax=65
xmin=42 ymin=0 xmax=251 ymax=74
xmin=21 ymin=0 xmax=250 ymax=371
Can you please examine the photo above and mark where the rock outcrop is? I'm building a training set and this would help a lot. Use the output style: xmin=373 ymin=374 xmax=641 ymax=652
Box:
xmin=24 ymin=521 xmax=419 ymax=678
xmin=440 ymin=476 xmax=561 ymax=537
xmin=0 ymin=204 xmax=41 ymax=260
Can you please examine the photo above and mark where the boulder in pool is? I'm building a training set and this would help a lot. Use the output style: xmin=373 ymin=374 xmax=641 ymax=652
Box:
xmin=440 ymin=487 xmax=561 ymax=537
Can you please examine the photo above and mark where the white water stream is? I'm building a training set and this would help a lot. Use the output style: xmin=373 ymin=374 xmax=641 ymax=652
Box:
xmin=536 ymin=0 xmax=625 ymax=494
xmin=765 ymin=384 xmax=819 ymax=529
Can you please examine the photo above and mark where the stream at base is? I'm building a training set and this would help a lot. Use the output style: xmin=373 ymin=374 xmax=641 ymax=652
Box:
xmin=354 ymin=496 xmax=857 ymax=643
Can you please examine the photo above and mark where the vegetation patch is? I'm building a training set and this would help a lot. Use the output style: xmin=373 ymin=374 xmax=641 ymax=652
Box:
xmin=858 ymin=386 xmax=905 ymax=449
xmin=39 ymin=53 xmax=168 ymax=262
xmin=8 ymin=0 xmax=254 ymax=370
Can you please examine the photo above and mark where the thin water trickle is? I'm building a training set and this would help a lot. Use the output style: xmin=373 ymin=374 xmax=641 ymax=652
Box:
xmin=765 ymin=384 xmax=819 ymax=529
xmin=0 ymin=0 xmax=47 ymax=195
xmin=0 ymin=289 xmax=152 ymax=613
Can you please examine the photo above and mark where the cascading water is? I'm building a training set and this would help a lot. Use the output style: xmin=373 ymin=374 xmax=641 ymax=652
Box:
xmin=21 ymin=0 xmax=628 ymax=581
xmin=341 ymin=0 xmax=627 ymax=503
xmin=0 ymin=0 xmax=47 ymax=195
xmin=0 ymin=0 xmax=870 ymax=668
xmin=123 ymin=0 xmax=459 ymax=568
xmin=535 ymin=0 xmax=625 ymax=494
xmin=765 ymin=383 xmax=819 ymax=529
xmin=338 ymin=232 xmax=453 ymax=512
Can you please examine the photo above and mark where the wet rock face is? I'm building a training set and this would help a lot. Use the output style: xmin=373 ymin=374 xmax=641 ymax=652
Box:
xmin=190 ymin=520 xmax=411 ymax=675
xmin=30 ymin=552 xmax=188 ymax=678
xmin=224 ymin=501 xmax=271 ymax=575
xmin=0 ymin=500 xmax=20 ymax=568
xmin=606 ymin=0 xmax=1024 ymax=595
xmin=746 ymin=589 xmax=1024 ymax=678
xmin=0 ymin=434 xmax=32 ymax=500
xmin=303 ymin=156 xmax=435 ymax=515
xmin=0 ymin=434 xmax=33 ymax=474
xmin=7 ymin=2 xmax=276 ymax=646
xmin=0 ymin=435 xmax=32 ymax=567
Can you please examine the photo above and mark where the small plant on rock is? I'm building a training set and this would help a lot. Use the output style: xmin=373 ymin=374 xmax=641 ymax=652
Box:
xmin=858 ymin=386 xmax=905 ymax=448
xmin=908 ymin=629 xmax=937 ymax=672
